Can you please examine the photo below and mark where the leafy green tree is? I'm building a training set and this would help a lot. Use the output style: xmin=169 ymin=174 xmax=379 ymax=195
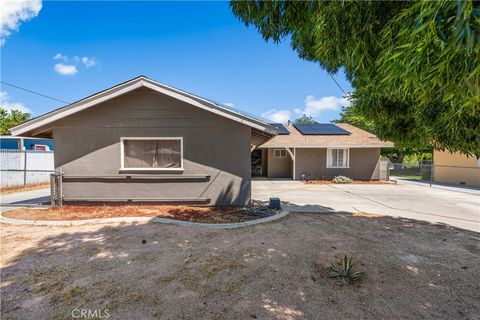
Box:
xmin=294 ymin=114 xmax=318 ymax=124
xmin=230 ymin=0 xmax=480 ymax=156
xmin=335 ymin=105 xmax=432 ymax=163
xmin=0 ymin=108 xmax=30 ymax=135
xmin=334 ymin=105 xmax=375 ymax=134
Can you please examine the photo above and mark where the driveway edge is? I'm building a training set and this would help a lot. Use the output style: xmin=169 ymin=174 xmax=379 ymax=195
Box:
xmin=0 ymin=208 xmax=289 ymax=229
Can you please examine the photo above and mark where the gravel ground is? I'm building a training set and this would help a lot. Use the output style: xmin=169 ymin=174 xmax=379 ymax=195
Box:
xmin=1 ymin=213 xmax=479 ymax=320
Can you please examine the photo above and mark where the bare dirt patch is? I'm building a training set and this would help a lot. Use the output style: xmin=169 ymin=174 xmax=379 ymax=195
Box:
xmin=1 ymin=213 xmax=479 ymax=319
xmin=0 ymin=182 xmax=49 ymax=195
xmin=303 ymin=180 xmax=393 ymax=185
xmin=3 ymin=205 xmax=258 ymax=223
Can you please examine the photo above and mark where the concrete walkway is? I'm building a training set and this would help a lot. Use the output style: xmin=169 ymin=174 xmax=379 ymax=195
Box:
xmin=0 ymin=188 xmax=50 ymax=213
xmin=252 ymin=179 xmax=480 ymax=232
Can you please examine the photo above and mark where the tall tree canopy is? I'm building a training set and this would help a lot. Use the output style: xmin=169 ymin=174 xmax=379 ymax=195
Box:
xmin=0 ymin=108 xmax=30 ymax=135
xmin=294 ymin=114 xmax=318 ymax=124
xmin=231 ymin=0 xmax=480 ymax=156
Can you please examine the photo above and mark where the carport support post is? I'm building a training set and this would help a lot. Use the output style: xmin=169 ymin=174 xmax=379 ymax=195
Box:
xmin=285 ymin=147 xmax=295 ymax=180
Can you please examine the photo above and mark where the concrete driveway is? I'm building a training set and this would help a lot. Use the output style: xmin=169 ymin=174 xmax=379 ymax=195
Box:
xmin=253 ymin=179 xmax=480 ymax=232
xmin=0 ymin=188 xmax=50 ymax=212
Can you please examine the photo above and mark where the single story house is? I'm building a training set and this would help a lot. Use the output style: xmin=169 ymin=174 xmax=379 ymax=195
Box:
xmin=254 ymin=123 xmax=393 ymax=180
xmin=11 ymin=76 xmax=393 ymax=206
xmin=433 ymin=150 xmax=480 ymax=187
xmin=10 ymin=76 xmax=277 ymax=206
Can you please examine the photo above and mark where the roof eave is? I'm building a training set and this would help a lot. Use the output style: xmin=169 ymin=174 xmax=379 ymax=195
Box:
xmin=10 ymin=76 xmax=278 ymax=136
xmin=258 ymin=143 xmax=395 ymax=148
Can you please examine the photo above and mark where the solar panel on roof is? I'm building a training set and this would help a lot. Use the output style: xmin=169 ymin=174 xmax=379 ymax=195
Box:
xmin=270 ymin=123 xmax=290 ymax=135
xmin=293 ymin=124 xmax=350 ymax=135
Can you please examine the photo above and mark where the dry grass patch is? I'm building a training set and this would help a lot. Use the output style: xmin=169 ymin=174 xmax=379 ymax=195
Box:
xmin=1 ymin=214 xmax=479 ymax=319
xmin=4 ymin=205 xmax=258 ymax=223
xmin=0 ymin=182 xmax=49 ymax=195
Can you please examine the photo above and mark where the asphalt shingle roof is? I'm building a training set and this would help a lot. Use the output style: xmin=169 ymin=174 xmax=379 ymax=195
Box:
xmin=259 ymin=123 xmax=394 ymax=148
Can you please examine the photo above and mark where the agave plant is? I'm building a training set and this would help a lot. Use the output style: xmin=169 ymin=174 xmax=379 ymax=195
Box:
xmin=329 ymin=255 xmax=363 ymax=285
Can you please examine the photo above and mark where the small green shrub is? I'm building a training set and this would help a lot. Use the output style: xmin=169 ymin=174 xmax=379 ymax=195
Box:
xmin=332 ymin=175 xmax=353 ymax=184
xmin=329 ymin=255 xmax=363 ymax=285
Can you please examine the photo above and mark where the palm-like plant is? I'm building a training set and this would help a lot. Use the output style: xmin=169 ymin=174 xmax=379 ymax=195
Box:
xmin=329 ymin=255 xmax=363 ymax=285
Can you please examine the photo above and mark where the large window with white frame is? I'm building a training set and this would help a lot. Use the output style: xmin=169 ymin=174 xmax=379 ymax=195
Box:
xmin=327 ymin=148 xmax=349 ymax=168
xmin=120 ymin=137 xmax=183 ymax=170
xmin=274 ymin=149 xmax=287 ymax=158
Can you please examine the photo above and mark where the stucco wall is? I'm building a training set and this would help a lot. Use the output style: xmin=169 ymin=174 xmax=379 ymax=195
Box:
xmin=267 ymin=148 xmax=292 ymax=178
xmin=433 ymin=150 xmax=480 ymax=186
xmin=51 ymin=87 xmax=252 ymax=206
xmin=294 ymin=148 xmax=380 ymax=180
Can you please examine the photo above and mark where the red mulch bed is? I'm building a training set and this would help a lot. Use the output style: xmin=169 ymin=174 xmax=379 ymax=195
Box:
xmin=3 ymin=205 xmax=257 ymax=223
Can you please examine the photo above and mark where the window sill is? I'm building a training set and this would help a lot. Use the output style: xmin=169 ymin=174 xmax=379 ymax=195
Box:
xmin=119 ymin=168 xmax=184 ymax=173
xmin=326 ymin=166 xmax=350 ymax=169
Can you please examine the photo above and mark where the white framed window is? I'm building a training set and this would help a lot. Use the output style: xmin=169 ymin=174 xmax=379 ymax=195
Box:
xmin=274 ymin=149 xmax=287 ymax=158
xmin=327 ymin=148 xmax=349 ymax=168
xmin=120 ymin=137 xmax=183 ymax=171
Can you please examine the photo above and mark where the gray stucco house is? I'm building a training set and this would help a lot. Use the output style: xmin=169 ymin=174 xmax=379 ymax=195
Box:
xmin=11 ymin=76 xmax=277 ymax=206
xmin=11 ymin=76 xmax=392 ymax=206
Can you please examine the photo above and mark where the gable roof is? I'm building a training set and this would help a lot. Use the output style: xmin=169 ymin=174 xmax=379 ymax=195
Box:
xmin=10 ymin=76 xmax=278 ymax=136
xmin=259 ymin=123 xmax=394 ymax=148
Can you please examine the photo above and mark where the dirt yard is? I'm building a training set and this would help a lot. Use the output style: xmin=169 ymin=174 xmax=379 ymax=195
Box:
xmin=1 ymin=213 xmax=479 ymax=320
xmin=3 ymin=205 xmax=258 ymax=223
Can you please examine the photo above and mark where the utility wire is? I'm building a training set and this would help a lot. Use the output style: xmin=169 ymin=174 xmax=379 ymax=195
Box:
xmin=0 ymin=81 xmax=71 ymax=104
xmin=327 ymin=73 xmax=348 ymax=97
xmin=2 ymin=75 xmax=348 ymax=106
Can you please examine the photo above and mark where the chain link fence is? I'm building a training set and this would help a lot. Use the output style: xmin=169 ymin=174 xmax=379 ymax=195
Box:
xmin=389 ymin=162 xmax=480 ymax=189
xmin=0 ymin=170 xmax=62 ymax=206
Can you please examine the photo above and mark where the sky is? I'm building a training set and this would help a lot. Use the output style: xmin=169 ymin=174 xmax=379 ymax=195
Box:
xmin=0 ymin=0 xmax=352 ymax=124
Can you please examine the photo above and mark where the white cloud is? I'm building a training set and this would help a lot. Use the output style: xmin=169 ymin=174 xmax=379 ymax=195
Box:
xmin=81 ymin=56 xmax=96 ymax=67
xmin=295 ymin=95 xmax=350 ymax=117
xmin=52 ymin=53 xmax=96 ymax=74
xmin=223 ymin=102 xmax=235 ymax=107
xmin=54 ymin=63 xmax=78 ymax=76
xmin=53 ymin=53 xmax=68 ymax=61
xmin=261 ymin=109 xmax=291 ymax=123
xmin=260 ymin=94 xmax=350 ymax=123
xmin=0 ymin=91 xmax=32 ymax=113
xmin=0 ymin=0 xmax=42 ymax=45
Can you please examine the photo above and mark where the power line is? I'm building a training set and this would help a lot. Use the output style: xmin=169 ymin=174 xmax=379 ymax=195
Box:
xmin=327 ymin=73 xmax=348 ymax=97
xmin=0 ymin=81 xmax=70 ymax=104
xmin=2 ymin=75 xmax=348 ymax=107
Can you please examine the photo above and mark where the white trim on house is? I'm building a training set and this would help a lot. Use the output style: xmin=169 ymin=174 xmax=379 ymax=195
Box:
xmin=119 ymin=137 xmax=184 ymax=172
xmin=326 ymin=148 xmax=350 ymax=168
xmin=259 ymin=144 xmax=392 ymax=149
xmin=10 ymin=76 xmax=278 ymax=136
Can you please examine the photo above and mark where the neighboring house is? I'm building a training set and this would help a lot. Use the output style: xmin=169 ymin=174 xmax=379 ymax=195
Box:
xmin=0 ymin=136 xmax=54 ymax=150
xmin=433 ymin=150 xmax=480 ymax=187
xmin=257 ymin=123 xmax=393 ymax=180
xmin=10 ymin=76 xmax=277 ymax=206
